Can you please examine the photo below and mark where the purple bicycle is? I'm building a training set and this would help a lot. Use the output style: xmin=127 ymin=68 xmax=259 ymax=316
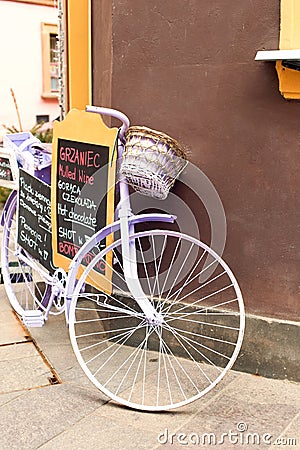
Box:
xmin=1 ymin=106 xmax=245 ymax=411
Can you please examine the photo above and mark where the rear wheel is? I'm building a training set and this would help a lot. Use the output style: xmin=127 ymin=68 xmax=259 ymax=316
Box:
xmin=69 ymin=230 xmax=245 ymax=411
xmin=1 ymin=193 xmax=52 ymax=318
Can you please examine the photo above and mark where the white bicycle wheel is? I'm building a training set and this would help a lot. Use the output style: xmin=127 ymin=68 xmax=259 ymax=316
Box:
xmin=1 ymin=194 xmax=52 ymax=317
xmin=69 ymin=230 xmax=245 ymax=411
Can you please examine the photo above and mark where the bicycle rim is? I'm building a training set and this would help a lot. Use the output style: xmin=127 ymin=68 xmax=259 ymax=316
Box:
xmin=69 ymin=230 xmax=245 ymax=411
xmin=1 ymin=195 xmax=52 ymax=317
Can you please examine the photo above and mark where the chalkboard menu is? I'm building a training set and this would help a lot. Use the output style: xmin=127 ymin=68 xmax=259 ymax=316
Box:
xmin=51 ymin=109 xmax=118 ymax=293
xmin=0 ymin=150 xmax=18 ymax=189
xmin=0 ymin=155 xmax=13 ymax=181
xmin=55 ymin=138 xmax=109 ymax=268
xmin=18 ymin=169 xmax=55 ymax=272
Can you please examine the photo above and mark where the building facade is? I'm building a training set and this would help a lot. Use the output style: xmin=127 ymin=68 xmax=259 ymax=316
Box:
xmin=89 ymin=1 xmax=300 ymax=323
xmin=0 ymin=0 xmax=59 ymax=137
xmin=59 ymin=0 xmax=300 ymax=379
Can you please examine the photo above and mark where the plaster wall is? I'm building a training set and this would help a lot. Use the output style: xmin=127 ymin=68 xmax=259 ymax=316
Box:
xmin=0 ymin=1 xmax=59 ymax=136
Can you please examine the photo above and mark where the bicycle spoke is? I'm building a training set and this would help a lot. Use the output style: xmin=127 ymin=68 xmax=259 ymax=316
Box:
xmin=169 ymin=284 xmax=234 ymax=317
xmin=167 ymin=323 xmax=231 ymax=361
xmin=154 ymin=327 xmax=203 ymax=391
xmin=68 ymin=229 xmax=244 ymax=410
xmin=159 ymin=239 xmax=196 ymax=311
xmin=102 ymin=323 xmax=151 ymax=390
xmin=116 ymin=327 xmax=152 ymax=399
xmin=1 ymin=196 xmax=53 ymax=316
xmin=156 ymin=326 xmax=173 ymax=406
xmin=163 ymin=321 xmax=227 ymax=372
xmin=157 ymin=234 xmax=183 ymax=305
xmin=165 ymin=258 xmax=219 ymax=308
xmin=136 ymin=236 xmax=153 ymax=298
xmin=164 ymin=312 xmax=239 ymax=330
xmin=151 ymin=234 xmax=167 ymax=302
xmin=169 ymin=325 xmax=238 ymax=346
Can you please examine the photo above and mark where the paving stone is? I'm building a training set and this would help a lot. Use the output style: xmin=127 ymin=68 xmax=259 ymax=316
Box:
xmin=29 ymin=316 xmax=99 ymax=391
xmin=0 ymin=341 xmax=38 ymax=361
xmin=36 ymin=373 xmax=240 ymax=450
xmin=30 ymin=341 xmax=77 ymax=372
xmin=278 ymin=412 xmax=299 ymax=448
xmin=0 ymin=284 xmax=299 ymax=450
xmin=29 ymin=313 xmax=69 ymax=347
xmin=0 ymin=293 xmax=13 ymax=313
xmin=0 ymin=342 xmax=52 ymax=393
xmin=0 ymin=308 xmax=28 ymax=345
xmin=30 ymin=310 xmax=239 ymax=408
xmin=0 ymin=390 xmax=23 ymax=407
xmin=222 ymin=373 xmax=300 ymax=407
xmin=0 ymin=383 xmax=104 ymax=450
xmin=159 ymin=375 xmax=300 ymax=450
xmin=39 ymin=408 xmax=164 ymax=450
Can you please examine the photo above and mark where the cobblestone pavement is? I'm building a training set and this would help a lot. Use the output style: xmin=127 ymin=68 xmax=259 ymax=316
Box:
xmin=0 ymin=283 xmax=299 ymax=450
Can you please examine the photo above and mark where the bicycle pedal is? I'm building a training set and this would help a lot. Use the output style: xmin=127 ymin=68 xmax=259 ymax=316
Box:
xmin=22 ymin=310 xmax=45 ymax=328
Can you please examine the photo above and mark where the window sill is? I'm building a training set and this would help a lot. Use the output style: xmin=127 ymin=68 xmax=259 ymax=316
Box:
xmin=6 ymin=1 xmax=56 ymax=6
xmin=42 ymin=92 xmax=59 ymax=100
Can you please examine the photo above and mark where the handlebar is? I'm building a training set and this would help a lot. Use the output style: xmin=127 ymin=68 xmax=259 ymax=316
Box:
xmin=85 ymin=105 xmax=130 ymax=141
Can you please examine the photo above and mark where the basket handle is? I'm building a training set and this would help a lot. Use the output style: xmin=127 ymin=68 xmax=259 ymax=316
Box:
xmin=85 ymin=105 xmax=130 ymax=141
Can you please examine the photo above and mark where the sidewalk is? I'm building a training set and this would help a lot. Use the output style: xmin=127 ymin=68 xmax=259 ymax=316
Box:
xmin=0 ymin=285 xmax=299 ymax=450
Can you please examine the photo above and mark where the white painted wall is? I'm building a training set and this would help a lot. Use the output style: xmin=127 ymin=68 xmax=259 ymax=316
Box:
xmin=0 ymin=1 xmax=60 ymax=139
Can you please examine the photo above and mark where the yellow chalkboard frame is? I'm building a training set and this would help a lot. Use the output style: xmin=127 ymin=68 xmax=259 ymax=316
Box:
xmin=51 ymin=109 xmax=118 ymax=293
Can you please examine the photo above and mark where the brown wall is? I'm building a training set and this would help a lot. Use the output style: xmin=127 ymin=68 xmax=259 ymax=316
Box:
xmin=92 ymin=0 xmax=299 ymax=321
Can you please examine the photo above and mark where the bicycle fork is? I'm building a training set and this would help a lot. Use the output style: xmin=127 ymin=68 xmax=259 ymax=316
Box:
xmin=119 ymin=207 xmax=164 ymax=326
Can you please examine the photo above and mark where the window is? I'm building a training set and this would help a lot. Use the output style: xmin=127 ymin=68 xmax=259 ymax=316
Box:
xmin=36 ymin=114 xmax=50 ymax=124
xmin=41 ymin=22 xmax=59 ymax=99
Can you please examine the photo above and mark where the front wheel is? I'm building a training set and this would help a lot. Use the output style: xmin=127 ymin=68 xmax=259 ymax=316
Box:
xmin=68 ymin=230 xmax=245 ymax=411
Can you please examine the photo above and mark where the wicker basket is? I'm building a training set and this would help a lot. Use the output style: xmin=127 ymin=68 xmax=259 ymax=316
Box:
xmin=121 ymin=126 xmax=187 ymax=200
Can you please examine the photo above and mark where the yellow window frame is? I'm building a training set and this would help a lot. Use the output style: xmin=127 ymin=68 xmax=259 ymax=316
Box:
xmin=276 ymin=0 xmax=300 ymax=99
xmin=41 ymin=22 xmax=59 ymax=99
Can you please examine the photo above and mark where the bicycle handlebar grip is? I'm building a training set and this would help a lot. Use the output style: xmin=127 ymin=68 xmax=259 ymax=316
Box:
xmin=85 ymin=105 xmax=130 ymax=141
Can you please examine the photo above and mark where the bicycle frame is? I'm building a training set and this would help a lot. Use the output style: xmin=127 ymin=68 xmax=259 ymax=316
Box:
xmin=82 ymin=106 xmax=176 ymax=325
xmin=0 ymin=106 xmax=176 ymax=324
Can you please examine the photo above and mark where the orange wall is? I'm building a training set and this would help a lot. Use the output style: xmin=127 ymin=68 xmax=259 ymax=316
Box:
xmin=67 ymin=0 xmax=91 ymax=110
